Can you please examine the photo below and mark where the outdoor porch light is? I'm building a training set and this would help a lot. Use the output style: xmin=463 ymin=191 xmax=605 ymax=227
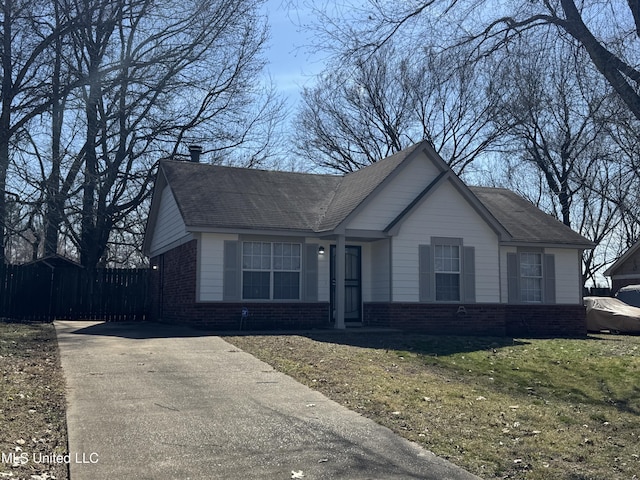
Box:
xmin=318 ymin=246 xmax=325 ymax=255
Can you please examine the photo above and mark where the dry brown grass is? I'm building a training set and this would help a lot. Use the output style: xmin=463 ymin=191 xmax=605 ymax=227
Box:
xmin=227 ymin=332 xmax=640 ymax=480
xmin=0 ymin=322 xmax=68 ymax=480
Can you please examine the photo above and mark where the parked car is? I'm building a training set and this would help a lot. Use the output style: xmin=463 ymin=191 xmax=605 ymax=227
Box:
xmin=584 ymin=296 xmax=640 ymax=333
xmin=616 ymin=284 xmax=640 ymax=308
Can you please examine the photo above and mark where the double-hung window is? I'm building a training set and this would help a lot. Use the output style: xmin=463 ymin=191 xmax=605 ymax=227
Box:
xmin=434 ymin=244 xmax=461 ymax=301
xmin=519 ymin=252 xmax=543 ymax=302
xmin=419 ymin=238 xmax=475 ymax=303
xmin=507 ymin=250 xmax=556 ymax=304
xmin=242 ymin=241 xmax=301 ymax=300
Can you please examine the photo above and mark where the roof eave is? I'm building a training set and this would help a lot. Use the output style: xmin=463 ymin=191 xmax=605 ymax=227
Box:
xmin=500 ymin=240 xmax=596 ymax=250
xmin=142 ymin=164 xmax=169 ymax=256
xmin=186 ymin=226 xmax=317 ymax=237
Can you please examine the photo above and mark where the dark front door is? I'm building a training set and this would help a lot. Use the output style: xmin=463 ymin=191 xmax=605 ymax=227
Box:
xmin=330 ymin=245 xmax=362 ymax=324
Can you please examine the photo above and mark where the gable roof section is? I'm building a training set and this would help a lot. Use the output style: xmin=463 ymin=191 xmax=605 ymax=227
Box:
xmin=383 ymin=142 xmax=511 ymax=240
xmin=470 ymin=187 xmax=594 ymax=248
xmin=604 ymin=239 xmax=640 ymax=276
xmin=318 ymin=142 xmax=424 ymax=231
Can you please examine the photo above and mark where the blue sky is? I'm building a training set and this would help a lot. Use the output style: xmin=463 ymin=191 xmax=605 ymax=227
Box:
xmin=262 ymin=0 xmax=325 ymax=110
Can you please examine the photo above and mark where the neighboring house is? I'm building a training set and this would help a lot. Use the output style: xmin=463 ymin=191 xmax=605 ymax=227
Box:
xmin=604 ymin=239 xmax=640 ymax=293
xmin=143 ymin=141 xmax=595 ymax=337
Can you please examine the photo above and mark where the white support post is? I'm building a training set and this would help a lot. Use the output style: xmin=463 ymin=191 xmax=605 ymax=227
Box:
xmin=335 ymin=234 xmax=346 ymax=329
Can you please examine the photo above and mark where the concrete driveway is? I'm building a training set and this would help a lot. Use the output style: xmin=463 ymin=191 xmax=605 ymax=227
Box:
xmin=55 ymin=320 xmax=479 ymax=480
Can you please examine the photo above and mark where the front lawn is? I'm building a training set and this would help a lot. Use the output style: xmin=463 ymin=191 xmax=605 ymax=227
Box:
xmin=227 ymin=332 xmax=640 ymax=480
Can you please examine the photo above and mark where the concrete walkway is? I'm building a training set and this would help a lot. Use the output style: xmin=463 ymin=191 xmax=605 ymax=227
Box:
xmin=55 ymin=321 xmax=479 ymax=480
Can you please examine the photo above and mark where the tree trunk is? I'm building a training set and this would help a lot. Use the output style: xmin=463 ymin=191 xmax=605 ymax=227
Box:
xmin=0 ymin=0 xmax=13 ymax=264
xmin=558 ymin=189 xmax=571 ymax=228
xmin=44 ymin=2 xmax=64 ymax=257
xmin=80 ymin=57 xmax=100 ymax=268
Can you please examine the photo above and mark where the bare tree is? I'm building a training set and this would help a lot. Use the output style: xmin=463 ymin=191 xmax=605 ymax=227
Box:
xmin=0 ymin=0 xmax=71 ymax=263
xmin=300 ymin=1 xmax=640 ymax=124
xmin=1 ymin=0 xmax=280 ymax=267
xmin=294 ymin=43 xmax=500 ymax=174
xmin=294 ymin=50 xmax=412 ymax=173
xmin=604 ymin=99 xmax=640 ymax=231
xmin=484 ymin=36 xmax=634 ymax=284
xmin=293 ymin=0 xmax=640 ymax=284
xmin=56 ymin=0 xmax=275 ymax=268
xmin=43 ymin=0 xmax=71 ymax=257
xmin=489 ymin=38 xmax=614 ymax=227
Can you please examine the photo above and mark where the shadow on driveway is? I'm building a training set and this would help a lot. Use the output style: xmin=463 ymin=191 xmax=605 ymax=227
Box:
xmin=63 ymin=320 xmax=211 ymax=339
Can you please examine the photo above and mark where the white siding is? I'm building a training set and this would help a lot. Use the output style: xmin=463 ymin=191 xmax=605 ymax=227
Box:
xmin=309 ymin=237 xmax=331 ymax=302
xmin=199 ymin=235 xmax=330 ymax=302
xmin=547 ymin=248 xmax=583 ymax=304
xmin=314 ymin=239 xmax=385 ymax=304
xmin=391 ymin=180 xmax=501 ymax=302
xmin=370 ymin=239 xmax=391 ymax=301
xmin=318 ymin=240 xmax=371 ymax=304
xmin=358 ymin=243 xmax=372 ymax=303
xmin=346 ymin=155 xmax=440 ymax=230
xmin=500 ymin=246 xmax=517 ymax=303
xmin=198 ymin=233 xmax=238 ymax=301
xmin=149 ymin=186 xmax=190 ymax=256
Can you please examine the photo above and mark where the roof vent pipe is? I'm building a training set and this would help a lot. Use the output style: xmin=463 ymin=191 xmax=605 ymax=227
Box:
xmin=188 ymin=145 xmax=203 ymax=163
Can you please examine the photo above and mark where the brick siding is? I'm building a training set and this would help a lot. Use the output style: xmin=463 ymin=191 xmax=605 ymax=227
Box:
xmin=364 ymin=302 xmax=586 ymax=338
xmin=503 ymin=304 xmax=587 ymax=337
xmin=363 ymin=303 xmax=505 ymax=336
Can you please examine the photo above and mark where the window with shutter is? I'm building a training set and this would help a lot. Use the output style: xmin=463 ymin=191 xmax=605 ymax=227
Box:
xmin=420 ymin=238 xmax=475 ymax=303
xmin=507 ymin=250 xmax=556 ymax=304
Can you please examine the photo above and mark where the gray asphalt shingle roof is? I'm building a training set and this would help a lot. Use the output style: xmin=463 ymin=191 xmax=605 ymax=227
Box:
xmin=470 ymin=186 xmax=593 ymax=246
xmin=161 ymin=161 xmax=341 ymax=232
xmin=158 ymin=143 xmax=593 ymax=247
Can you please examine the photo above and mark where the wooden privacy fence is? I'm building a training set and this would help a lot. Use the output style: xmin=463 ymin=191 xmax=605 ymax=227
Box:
xmin=0 ymin=264 xmax=150 ymax=322
xmin=584 ymin=286 xmax=612 ymax=297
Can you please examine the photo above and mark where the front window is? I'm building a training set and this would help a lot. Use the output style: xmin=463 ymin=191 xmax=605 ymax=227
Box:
xmin=242 ymin=242 xmax=301 ymax=300
xmin=520 ymin=252 xmax=542 ymax=302
xmin=434 ymin=244 xmax=460 ymax=301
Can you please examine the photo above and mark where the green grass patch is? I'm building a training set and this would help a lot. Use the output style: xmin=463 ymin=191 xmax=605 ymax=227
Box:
xmin=0 ymin=321 xmax=68 ymax=480
xmin=226 ymin=332 xmax=640 ymax=480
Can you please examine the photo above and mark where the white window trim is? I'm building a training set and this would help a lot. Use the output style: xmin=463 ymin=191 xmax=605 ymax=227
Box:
xmin=434 ymin=243 xmax=461 ymax=302
xmin=241 ymin=241 xmax=302 ymax=300
xmin=519 ymin=251 xmax=543 ymax=303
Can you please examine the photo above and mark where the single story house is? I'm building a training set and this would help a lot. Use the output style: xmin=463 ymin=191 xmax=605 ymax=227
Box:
xmin=143 ymin=141 xmax=595 ymax=336
xmin=604 ymin=239 xmax=640 ymax=293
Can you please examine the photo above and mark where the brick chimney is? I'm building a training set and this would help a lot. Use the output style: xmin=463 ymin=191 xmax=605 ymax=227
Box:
xmin=188 ymin=145 xmax=203 ymax=163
